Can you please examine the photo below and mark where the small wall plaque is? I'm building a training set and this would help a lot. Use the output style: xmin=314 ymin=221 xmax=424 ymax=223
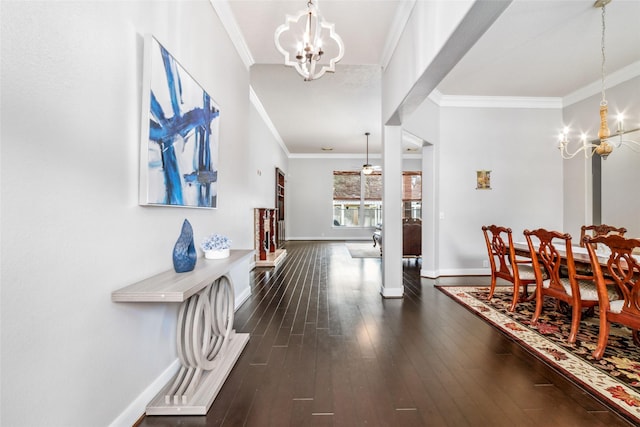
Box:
xmin=476 ymin=170 xmax=491 ymax=190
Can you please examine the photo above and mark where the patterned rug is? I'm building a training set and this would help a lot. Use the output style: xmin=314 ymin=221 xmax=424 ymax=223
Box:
xmin=438 ymin=285 xmax=640 ymax=424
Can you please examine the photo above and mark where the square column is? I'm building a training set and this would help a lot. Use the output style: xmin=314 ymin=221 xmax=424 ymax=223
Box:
xmin=381 ymin=125 xmax=404 ymax=298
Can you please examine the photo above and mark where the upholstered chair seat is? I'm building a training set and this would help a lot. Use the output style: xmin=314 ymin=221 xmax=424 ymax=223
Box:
xmin=508 ymin=264 xmax=537 ymax=280
xmin=548 ymin=277 xmax=618 ymax=301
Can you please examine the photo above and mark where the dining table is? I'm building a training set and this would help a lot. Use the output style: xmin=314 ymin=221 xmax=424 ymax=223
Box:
xmin=511 ymin=241 xmax=616 ymax=278
xmin=512 ymin=241 xmax=639 ymax=273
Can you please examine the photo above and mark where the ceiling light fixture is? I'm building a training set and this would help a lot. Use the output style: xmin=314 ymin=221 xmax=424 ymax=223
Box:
xmin=558 ymin=0 xmax=640 ymax=160
xmin=362 ymin=132 xmax=374 ymax=175
xmin=274 ymin=0 xmax=344 ymax=81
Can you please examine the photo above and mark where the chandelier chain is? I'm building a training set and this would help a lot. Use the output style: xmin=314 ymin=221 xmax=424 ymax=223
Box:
xmin=600 ymin=4 xmax=607 ymax=106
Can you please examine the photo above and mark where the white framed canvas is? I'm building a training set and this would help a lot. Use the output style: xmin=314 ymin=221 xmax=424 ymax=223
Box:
xmin=139 ymin=35 xmax=220 ymax=208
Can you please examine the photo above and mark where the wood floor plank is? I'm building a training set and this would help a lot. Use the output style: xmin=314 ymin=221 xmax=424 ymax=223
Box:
xmin=326 ymin=335 xmax=360 ymax=427
xmin=263 ymin=334 xmax=303 ymax=427
xmin=138 ymin=241 xmax=633 ymax=427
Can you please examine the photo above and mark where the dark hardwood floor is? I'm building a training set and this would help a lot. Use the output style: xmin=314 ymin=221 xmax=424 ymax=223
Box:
xmin=139 ymin=240 xmax=632 ymax=426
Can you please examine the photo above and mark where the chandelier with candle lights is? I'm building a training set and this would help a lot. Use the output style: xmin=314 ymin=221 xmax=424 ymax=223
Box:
xmin=558 ymin=0 xmax=639 ymax=160
xmin=274 ymin=0 xmax=345 ymax=81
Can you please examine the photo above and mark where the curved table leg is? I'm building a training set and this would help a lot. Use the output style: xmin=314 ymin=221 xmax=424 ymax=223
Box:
xmin=147 ymin=275 xmax=250 ymax=415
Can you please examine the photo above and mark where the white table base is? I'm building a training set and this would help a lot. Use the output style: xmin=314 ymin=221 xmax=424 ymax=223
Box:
xmin=145 ymin=332 xmax=249 ymax=415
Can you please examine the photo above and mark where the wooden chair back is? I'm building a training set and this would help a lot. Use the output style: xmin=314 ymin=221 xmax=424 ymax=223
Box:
xmin=524 ymin=228 xmax=599 ymax=343
xmin=579 ymin=224 xmax=627 ymax=248
xmin=482 ymin=225 xmax=516 ymax=280
xmin=584 ymin=234 xmax=640 ymax=359
xmin=524 ymin=229 xmax=577 ymax=297
xmin=482 ymin=225 xmax=537 ymax=311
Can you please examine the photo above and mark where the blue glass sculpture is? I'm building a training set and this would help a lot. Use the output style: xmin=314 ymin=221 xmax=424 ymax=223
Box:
xmin=173 ymin=219 xmax=197 ymax=273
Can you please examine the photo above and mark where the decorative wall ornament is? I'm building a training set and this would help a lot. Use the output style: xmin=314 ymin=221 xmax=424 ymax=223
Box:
xmin=476 ymin=170 xmax=491 ymax=190
xmin=139 ymin=35 xmax=220 ymax=208
xmin=173 ymin=219 xmax=197 ymax=273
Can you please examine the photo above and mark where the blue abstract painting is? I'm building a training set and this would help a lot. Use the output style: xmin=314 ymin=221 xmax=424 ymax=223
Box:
xmin=140 ymin=35 xmax=220 ymax=208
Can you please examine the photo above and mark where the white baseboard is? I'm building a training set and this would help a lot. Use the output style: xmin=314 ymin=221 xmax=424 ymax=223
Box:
xmin=286 ymin=236 xmax=373 ymax=241
xmin=420 ymin=268 xmax=438 ymax=278
xmin=235 ymin=286 xmax=251 ymax=311
xmin=108 ymin=359 xmax=181 ymax=427
xmin=422 ymin=268 xmax=489 ymax=278
xmin=380 ymin=285 xmax=404 ymax=298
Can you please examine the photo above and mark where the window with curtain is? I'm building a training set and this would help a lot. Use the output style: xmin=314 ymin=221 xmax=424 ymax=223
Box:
xmin=332 ymin=171 xmax=421 ymax=227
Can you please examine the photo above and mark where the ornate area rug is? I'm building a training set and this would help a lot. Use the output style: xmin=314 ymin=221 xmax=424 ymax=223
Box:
xmin=438 ymin=285 xmax=640 ymax=424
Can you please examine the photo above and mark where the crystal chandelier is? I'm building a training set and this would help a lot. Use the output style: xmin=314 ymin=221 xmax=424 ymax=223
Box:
xmin=274 ymin=0 xmax=344 ymax=81
xmin=558 ymin=0 xmax=640 ymax=160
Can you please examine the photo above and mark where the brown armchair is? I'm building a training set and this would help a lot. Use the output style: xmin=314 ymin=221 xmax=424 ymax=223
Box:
xmin=402 ymin=218 xmax=421 ymax=257
xmin=372 ymin=219 xmax=421 ymax=257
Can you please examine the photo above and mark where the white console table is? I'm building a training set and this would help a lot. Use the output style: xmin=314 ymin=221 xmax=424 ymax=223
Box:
xmin=112 ymin=249 xmax=253 ymax=415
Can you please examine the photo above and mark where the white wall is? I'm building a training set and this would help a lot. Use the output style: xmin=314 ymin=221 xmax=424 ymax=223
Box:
xmin=1 ymin=1 xmax=286 ymax=426
xmin=382 ymin=0 xmax=474 ymax=123
xmin=437 ymin=106 xmax=563 ymax=275
xmin=602 ymin=129 xmax=640 ymax=237
xmin=247 ymin=100 xmax=289 ymax=210
xmin=380 ymin=0 xmax=513 ymax=277
xmin=287 ymin=157 xmax=422 ymax=240
xmin=562 ymin=76 xmax=640 ymax=239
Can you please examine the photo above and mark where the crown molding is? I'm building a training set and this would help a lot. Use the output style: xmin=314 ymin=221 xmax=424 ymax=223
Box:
xmin=380 ymin=0 xmax=417 ymax=70
xmin=427 ymin=89 xmax=444 ymax=106
xmin=250 ymin=90 xmax=423 ymax=160
xmin=563 ymin=60 xmax=640 ymax=107
xmin=429 ymin=90 xmax=562 ymax=109
xmin=249 ymin=86 xmax=290 ymax=157
xmin=289 ymin=153 xmax=382 ymax=160
xmin=210 ymin=0 xmax=254 ymax=69
xmin=427 ymin=61 xmax=640 ymax=110
xmin=402 ymin=130 xmax=423 ymax=148
xmin=288 ymin=153 xmax=421 ymax=160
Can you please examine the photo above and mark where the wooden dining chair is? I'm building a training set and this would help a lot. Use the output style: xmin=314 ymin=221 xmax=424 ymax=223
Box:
xmin=482 ymin=225 xmax=537 ymax=312
xmin=523 ymin=228 xmax=617 ymax=344
xmin=584 ymin=234 xmax=640 ymax=360
xmin=579 ymin=224 xmax=627 ymax=249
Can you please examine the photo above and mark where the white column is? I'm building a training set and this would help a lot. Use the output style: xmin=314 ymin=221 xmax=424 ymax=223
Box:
xmin=381 ymin=125 xmax=404 ymax=298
